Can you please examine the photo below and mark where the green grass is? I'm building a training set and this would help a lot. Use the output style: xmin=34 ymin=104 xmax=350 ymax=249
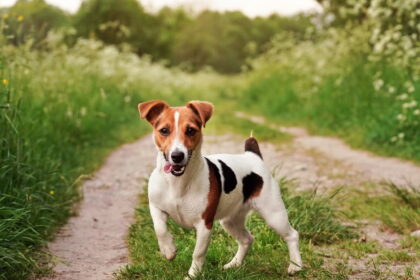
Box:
xmin=207 ymin=108 xmax=291 ymax=145
xmin=117 ymin=182 xmax=355 ymax=280
xmin=239 ymin=56 xmax=420 ymax=163
xmin=0 ymin=39 xmax=234 ymax=280
xmin=340 ymin=184 xmax=420 ymax=234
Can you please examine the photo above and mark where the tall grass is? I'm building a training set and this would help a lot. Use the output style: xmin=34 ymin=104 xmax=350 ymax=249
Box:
xmin=0 ymin=36 xmax=227 ymax=279
xmin=238 ymin=25 xmax=420 ymax=161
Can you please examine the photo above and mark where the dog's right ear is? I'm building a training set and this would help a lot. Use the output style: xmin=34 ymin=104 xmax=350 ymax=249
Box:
xmin=138 ymin=100 xmax=169 ymax=125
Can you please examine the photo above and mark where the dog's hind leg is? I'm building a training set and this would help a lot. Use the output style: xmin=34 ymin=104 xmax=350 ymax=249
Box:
xmin=221 ymin=208 xmax=254 ymax=269
xmin=253 ymin=178 xmax=302 ymax=275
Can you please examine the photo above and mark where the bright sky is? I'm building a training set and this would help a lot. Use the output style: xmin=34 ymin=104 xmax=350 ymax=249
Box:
xmin=0 ymin=0 xmax=322 ymax=17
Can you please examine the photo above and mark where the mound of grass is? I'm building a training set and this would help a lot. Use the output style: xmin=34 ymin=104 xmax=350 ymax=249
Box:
xmin=340 ymin=184 xmax=420 ymax=234
xmin=118 ymin=180 xmax=354 ymax=280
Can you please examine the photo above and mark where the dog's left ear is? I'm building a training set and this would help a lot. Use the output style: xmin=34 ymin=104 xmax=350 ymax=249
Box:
xmin=186 ymin=101 xmax=213 ymax=127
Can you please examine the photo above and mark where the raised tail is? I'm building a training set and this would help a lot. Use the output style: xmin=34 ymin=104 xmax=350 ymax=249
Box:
xmin=244 ymin=135 xmax=263 ymax=159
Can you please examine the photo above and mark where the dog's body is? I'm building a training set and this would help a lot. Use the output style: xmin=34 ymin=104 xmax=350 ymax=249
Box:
xmin=139 ymin=100 xmax=302 ymax=278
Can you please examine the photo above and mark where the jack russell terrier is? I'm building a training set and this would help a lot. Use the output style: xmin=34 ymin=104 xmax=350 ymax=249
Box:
xmin=138 ymin=100 xmax=302 ymax=278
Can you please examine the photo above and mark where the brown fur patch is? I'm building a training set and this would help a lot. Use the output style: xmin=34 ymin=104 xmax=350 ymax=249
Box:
xmin=244 ymin=137 xmax=263 ymax=159
xmin=202 ymin=158 xmax=222 ymax=229
xmin=153 ymin=107 xmax=203 ymax=156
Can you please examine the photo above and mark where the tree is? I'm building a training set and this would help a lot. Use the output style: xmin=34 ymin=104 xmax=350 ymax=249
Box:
xmin=73 ymin=0 xmax=158 ymax=56
xmin=4 ymin=0 xmax=70 ymax=46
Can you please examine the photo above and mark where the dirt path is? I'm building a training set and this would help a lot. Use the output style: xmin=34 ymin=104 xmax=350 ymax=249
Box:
xmin=42 ymin=136 xmax=156 ymax=280
xmin=236 ymin=112 xmax=420 ymax=189
xmin=41 ymin=117 xmax=420 ymax=279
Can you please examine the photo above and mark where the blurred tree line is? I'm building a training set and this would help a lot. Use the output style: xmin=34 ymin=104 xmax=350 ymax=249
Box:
xmin=0 ymin=0 xmax=313 ymax=73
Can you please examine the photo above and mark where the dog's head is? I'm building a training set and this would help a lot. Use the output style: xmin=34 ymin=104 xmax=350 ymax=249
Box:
xmin=138 ymin=100 xmax=213 ymax=176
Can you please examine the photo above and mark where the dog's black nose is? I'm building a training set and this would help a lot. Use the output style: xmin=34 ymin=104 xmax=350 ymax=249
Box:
xmin=171 ymin=151 xmax=185 ymax=164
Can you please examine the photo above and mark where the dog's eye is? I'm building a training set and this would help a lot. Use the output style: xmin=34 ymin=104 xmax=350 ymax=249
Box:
xmin=159 ymin=128 xmax=170 ymax=136
xmin=186 ymin=127 xmax=196 ymax=137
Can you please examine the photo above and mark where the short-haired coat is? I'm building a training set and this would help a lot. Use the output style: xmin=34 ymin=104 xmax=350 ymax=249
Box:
xmin=138 ymin=100 xmax=302 ymax=279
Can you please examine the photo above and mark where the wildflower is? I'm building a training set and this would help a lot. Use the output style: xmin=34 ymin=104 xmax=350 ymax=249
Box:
xmin=397 ymin=93 xmax=408 ymax=100
xmin=398 ymin=133 xmax=404 ymax=139
xmin=373 ymin=79 xmax=384 ymax=90
xmin=396 ymin=114 xmax=406 ymax=121
xmin=49 ymin=190 xmax=55 ymax=195
xmin=80 ymin=107 xmax=87 ymax=116
xmin=414 ymin=109 xmax=420 ymax=115
xmin=388 ymin=86 xmax=395 ymax=93
xmin=391 ymin=136 xmax=397 ymax=142
xmin=124 ymin=95 xmax=131 ymax=103
xmin=17 ymin=15 xmax=24 ymax=22
xmin=2 ymin=79 xmax=8 ymax=85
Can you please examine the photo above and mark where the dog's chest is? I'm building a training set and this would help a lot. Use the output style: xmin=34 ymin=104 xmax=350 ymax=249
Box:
xmin=158 ymin=189 xmax=207 ymax=228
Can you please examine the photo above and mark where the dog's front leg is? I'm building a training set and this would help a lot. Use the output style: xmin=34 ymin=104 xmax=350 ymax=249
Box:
xmin=150 ymin=203 xmax=176 ymax=261
xmin=186 ymin=222 xmax=212 ymax=279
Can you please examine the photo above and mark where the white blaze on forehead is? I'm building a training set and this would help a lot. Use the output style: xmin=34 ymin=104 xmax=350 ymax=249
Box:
xmin=169 ymin=110 xmax=187 ymax=162
xmin=174 ymin=111 xmax=180 ymax=135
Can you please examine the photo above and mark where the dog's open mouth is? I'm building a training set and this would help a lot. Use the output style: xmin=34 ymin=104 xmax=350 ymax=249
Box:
xmin=164 ymin=163 xmax=187 ymax=176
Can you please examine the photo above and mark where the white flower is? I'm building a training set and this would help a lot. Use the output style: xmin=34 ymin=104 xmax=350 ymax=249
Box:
xmin=388 ymin=86 xmax=395 ymax=93
xmin=414 ymin=109 xmax=420 ymax=115
xmin=397 ymin=93 xmax=408 ymax=100
xmin=397 ymin=114 xmax=406 ymax=121
xmin=391 ymin=136 xmax=397 ymax=142
xmin=80 ymin=107 xmax=87 ymax=116
xmin=398 ymin=133 xmax=404 ymax=139
xmin=373 ymin=79 xmax=384 ymax=90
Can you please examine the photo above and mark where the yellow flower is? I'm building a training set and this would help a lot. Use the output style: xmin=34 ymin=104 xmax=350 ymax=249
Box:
xmin=49 ymin=190 xmax=55 ymax=195
xmin=2 ymin=79 xmax=8 ymax=86
xmin=2 ymin=13 xmax=8 ymax=19
xmin=17 ymin=15 xmax=24 ymax=22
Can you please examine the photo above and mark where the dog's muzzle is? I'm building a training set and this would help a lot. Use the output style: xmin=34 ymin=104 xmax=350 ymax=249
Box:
xmin=163 ymin=150 xmax=192 ymax=176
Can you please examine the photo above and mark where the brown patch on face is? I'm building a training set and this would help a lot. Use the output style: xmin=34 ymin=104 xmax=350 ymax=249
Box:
xmin=152 ymin=107 xmax=203 ymax=156
xmin=202 ymin=158 xmax=222 ymax=229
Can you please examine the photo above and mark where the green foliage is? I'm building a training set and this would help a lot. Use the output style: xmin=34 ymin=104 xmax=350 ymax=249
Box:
xmin=0 ymin=32 xmax=229 ymax=279
xmin=73 ymin=0 xmax=159 ymax=56
xmin=117 ymin=184 xmax=354 ymax=280
xmin=238 ymin=1 xmax=420 ymax=160
xmin=1 ymin=0 xmax=69 ymax=46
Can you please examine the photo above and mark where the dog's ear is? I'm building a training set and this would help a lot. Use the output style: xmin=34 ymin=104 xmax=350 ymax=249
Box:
xmin=186 ymin=101 xmax=213 ymax=127
xmin=138 ymin=100 xmax=169 ymax=125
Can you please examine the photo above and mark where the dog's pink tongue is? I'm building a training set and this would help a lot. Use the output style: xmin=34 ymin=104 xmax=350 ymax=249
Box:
xmin=164 ymin=163 xmax=173 ymax=173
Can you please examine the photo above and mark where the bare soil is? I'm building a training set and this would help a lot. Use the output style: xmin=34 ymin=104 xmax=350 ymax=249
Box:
xmin=41 ymin=116 xmax=420 ymax=279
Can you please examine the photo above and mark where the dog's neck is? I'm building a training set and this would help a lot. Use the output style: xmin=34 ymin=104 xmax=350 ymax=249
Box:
xmin=156 ymin=140 xmax=206 ymax=196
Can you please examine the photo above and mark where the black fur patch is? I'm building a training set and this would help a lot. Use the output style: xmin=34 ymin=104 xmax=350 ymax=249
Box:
xmin=218 ymin=160 xmax=237 ymax=194
xmin=242 ymin=172 xmax=264 ymax=202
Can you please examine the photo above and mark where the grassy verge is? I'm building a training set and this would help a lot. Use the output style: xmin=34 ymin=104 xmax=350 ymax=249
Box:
xmin=120 ymin=183 xmax=419 ymax=280
xmin=237 ymin=28 xmax=420 ymax=162
xmin=118 ymin=180 xmax=355 ymax=280
xmin=0 ymin=39 xmax=232 ymax=280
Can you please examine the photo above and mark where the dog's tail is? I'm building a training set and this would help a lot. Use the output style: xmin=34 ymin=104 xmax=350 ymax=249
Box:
xmin=244 ymin=132 xmax=263 ymax=159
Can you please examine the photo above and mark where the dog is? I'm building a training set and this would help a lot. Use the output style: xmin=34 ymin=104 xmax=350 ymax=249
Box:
xmin=138 ymin=100 xmax=302 ymax=278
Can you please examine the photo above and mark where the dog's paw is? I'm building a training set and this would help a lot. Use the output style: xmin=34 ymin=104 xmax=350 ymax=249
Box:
xmin=223 ymin=259 xmax=242 ymax=270
xmin=160 ymin=243 xmax=176 ymax=261
xmin=287 ymin=263 xmax=302 ymax=275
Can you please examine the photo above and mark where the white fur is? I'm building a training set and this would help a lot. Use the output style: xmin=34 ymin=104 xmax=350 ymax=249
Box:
xmin=168 ymin=111 xmax=188 ymax=165
xmin=148 ymin=137 xmax=302 ymax=278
